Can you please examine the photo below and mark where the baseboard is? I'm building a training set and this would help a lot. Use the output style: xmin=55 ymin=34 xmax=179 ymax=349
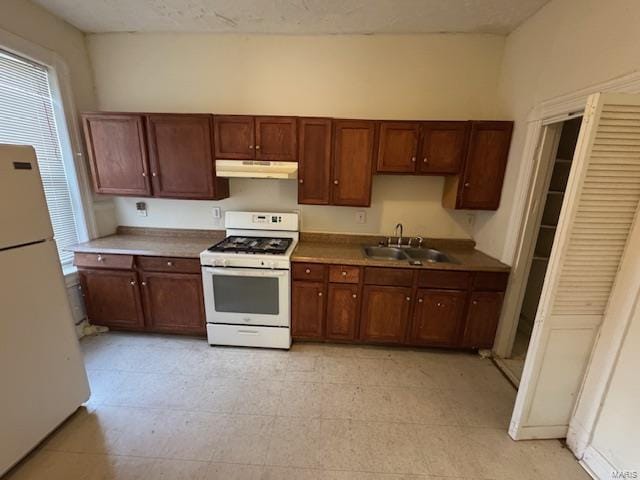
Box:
xmin=509 ymin=422 xmax=568 ymax=440
xmin=581 ymin=445 xmax=618 ymax=480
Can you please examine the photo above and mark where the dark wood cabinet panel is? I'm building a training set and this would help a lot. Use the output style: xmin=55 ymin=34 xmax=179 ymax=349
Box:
xmin=146 ymin=114 xmax=228 ymax=200
xmin=443 ymin=121 xmax=513 ymax=210
xmin=360 ymin=285 xmax=412 ymax=344
xmin=418 ymin=121 xmax=469 ymax=175
xmin=255 ymin=116 xmax=297 ymax=161
xmin=332 ymin=120 xmax=375 ymax=207
xmin=292 ymin=281 xmax=325 ymax=339
xmin=409 ymin=289 xmax=467 ymax=347
xmin=140 ymin=271 xmax=206 ymax=335
xmin=136 ymin=256 xmax=201 ymax=274
xmin=461 ymin=291 xmax=504 ymax=349
xmin=79 ymin=269 xmax=144 ymax=330
xmin=376 ymin=122 xmax=419 ymax=173
xmin=328 ymin=266 xmax=361 ymax=284
xmin=364 ymin=267 xmax=414 ymax=287
xmin=298 ymin=118 xmax=332 ymax=205
xmin=292 ymin=263 xmax=327 ymax=282
xmin=82 ymin=113 xmax=151 ymax=196
xmin=74 ymin=253 xmax=134 ymax=270
xmin=213 ymin=115 xmax=255 ymax=159
xmin=326 ymin=283 xmax=359 ymax=341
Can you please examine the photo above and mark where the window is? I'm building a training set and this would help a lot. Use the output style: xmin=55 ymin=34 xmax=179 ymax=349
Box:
xmin=0 ymin=49 xmax=83 ymax=267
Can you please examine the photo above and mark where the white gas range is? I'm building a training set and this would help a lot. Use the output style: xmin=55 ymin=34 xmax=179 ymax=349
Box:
xmin=200 ymin=211 xmax=299 ymax=349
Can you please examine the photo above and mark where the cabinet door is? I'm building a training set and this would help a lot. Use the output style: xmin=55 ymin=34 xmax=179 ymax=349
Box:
xmin=255 ymin=116 xmax=297 ymax=161
xmin=360 ymin=285 xmax=412 ymax=344
xmin=409 ymin=289 xmax=467 ymax=347
xmin=298 ymin=118 xmax=332 ymax=205
xmin=456 ymin=121 xmax=513 ymax=209
xmin=461 ymin=291 xmax=504 ymax=349
xmin=292 ymin=281 xmax=325 ymax=339
xmin=147 ymin=114 xmax=227 ymax=200
xmin=213 ymin=115 xmax=255 ymax=159
xmin=82 ymin=113 xmax=151 ymax=196
xmin=326 ymin=283 xmax=360 ymax=341
xmin=418 ymin=121 xmax=469 ymax=174
xmin=79 ymin=269 xmax=144 ymax=330
xmin=332 ymin=120 xmax=375 ymax=207
xmin=376 ymin=122 xmax=419 ymax=173
xmin=140 ymin=271 xmax=206 ymax=335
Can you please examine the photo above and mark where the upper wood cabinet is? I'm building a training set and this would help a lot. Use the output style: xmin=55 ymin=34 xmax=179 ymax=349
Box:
xmin=376 ymin=121 xmax=469 ymax=175
xmin=146 ymin=114 xmax=227 ymax=200
xmin=376 ymin=122 xmax=420 ymax=173
xmin=82 ymin=113 xmax=151 ymax=196
xmin=443 ymin=121 xmax=514 ymax=210
xmin=297 ymin=118 xmax=332 ymax=205
xmin=213 ymin=115 xmax=255 ymax=159
xmin=213 ymin=115 xmax=297 ymax=161
xmin=418 ymin=121 xmax=469 ymax=174
xmin=332 ymin=120 xmax=376 ymax=207
xmin=82 ymin=112 xmax=229 ymax=200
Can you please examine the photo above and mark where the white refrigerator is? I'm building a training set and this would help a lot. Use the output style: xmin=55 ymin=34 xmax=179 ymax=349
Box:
xmin=0 ymin=144 xmax=90 ymax=475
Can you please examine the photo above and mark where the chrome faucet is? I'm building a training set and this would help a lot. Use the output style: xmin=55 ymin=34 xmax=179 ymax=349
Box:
xmin=394 ymin=223 xmax=404 ymax=247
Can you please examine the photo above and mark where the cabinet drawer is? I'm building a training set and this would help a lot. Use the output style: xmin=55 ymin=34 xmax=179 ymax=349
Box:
xmin=364 ymin=267 xmax=414 ymax=287
xmin=473 ymin=272 xmax=509 ymax=291
xmin=329 ymin=265 xmax=361 ymax=284
xmin=292 ymin=263 xmax=327 ymax=282
xmin=137 ymin=256 xmax=201 ymax=274
xmin=417 ymin=270 xmax=472 ymax=290
xmin=74 ymin=252 xmax=134 ymax=270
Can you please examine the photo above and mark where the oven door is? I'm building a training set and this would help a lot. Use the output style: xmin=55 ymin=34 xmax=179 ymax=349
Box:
xmin=202 ymin=267 xmax=290 ymax=327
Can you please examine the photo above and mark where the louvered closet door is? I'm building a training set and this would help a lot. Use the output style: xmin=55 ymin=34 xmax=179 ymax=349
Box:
xmin=510 ymin=93 xmax=640 ymax=440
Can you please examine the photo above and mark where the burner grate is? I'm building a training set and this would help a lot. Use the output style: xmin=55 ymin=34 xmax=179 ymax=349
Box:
xmin=208 ymin=236 xmax=293 ymax=255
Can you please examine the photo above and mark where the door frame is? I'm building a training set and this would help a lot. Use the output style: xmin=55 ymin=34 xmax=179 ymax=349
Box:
xmin=493 ymin=70 xmax=640 ymax=359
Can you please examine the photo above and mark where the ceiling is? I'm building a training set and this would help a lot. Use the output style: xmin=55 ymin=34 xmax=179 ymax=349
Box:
xmin=32 ymin=0 xmax=549 ymax=35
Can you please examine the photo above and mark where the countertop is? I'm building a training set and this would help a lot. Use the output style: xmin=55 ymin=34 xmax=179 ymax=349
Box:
xmin=292 ymin=233 xmax=510 ymax=272
xmin=69 ymin=227 xmax=224 ymax=258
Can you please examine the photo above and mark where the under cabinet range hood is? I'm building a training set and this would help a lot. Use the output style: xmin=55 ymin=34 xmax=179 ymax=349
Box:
xmin=216 ymin=160 xmax=298 ymax=179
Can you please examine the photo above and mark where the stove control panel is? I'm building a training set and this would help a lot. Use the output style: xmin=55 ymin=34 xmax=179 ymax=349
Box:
xmin=253 ymin=214 xmax=282 ymax=225
xmin=225 ymin=211 xmax=299 ymax=232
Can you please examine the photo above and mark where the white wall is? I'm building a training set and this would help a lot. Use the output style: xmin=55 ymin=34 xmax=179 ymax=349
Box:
xmin=476 ymin=0 xmax=640 ymax=261
xmin=589 ymin=302 xmax=640 ymax=473
xmin=87 ymin=33 xmax=505 ymax=238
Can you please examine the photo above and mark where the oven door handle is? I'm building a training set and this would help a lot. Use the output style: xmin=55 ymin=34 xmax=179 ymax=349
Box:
xmin=204 ymin=267 xmax=288 ymax=277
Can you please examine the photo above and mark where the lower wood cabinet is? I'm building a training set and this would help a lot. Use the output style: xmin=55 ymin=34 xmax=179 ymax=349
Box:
xmin=76 ymin=253 xmax=205 ymax=335
xmin=291 ymin=280 xmax=325 ymax=339
xmin=461 ymin=291 xmax=505 ymax=349
xmin=291 ymin=262 xmax=508 ymax=350
xmin=359 ymin=285 xmax=412 ymax=344
xmin=408 ymin=289 xmax=466 ymax=347
xmin=326 ymin=283 xmax=359 ymax=341
xmin=140 ymin=271 xmax=205 ymax=335
xmin=79 ymin=269 xmax=145 ymax=330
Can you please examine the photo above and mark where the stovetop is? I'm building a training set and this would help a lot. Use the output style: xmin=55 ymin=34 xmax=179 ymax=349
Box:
xmin=207 ymin=236 xmax=293 ymax=255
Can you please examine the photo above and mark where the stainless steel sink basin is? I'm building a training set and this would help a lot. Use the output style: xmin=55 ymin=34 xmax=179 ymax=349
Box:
xmin=404 ymin=248 xmax=456 ymax=264
xmin=362 ymin=246 xmax=409 ymax=260
xmin=362 ymin=245 xmax=457 ymax=264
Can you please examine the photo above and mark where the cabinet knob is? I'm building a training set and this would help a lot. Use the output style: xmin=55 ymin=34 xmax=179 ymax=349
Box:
xmin=130 ymin=280 xmax=136 ymax=286
xmin=406 ymin=296 xmax=411 ymax=302
xmin=411 ymin=156 xmax=416 ymax=163
xmin=255 ymin=145 xmax=261 ymax=150
xmin=341 ymin=271 xmax=347 ymax=276
xmin=464 ymin=182 xmax=471 ymax=188
xmin=305 ymin=268 xmax=311 ymax=274
xmin=352 ymin=294 xmax=357 ymax=299
xmin=152 ymin=172 xmax=158 ymax=177
xmin=142 ymin=172 xmax=147 ymax=177
xmin=423 ymin=157 xmax=428 ymax=163
xmin=437 ymin=302 xmax=443 ymax=308
xmin=299 ymin=178 xmax=304 ymax=184
xmin=472 ymin=300 xmax=478 ymax=305
xmin=249 ymin=145 xmax=254 ymax=149
xmin=418 ymin=298 xmax=423 ymax=303
xmin=97 ymin=255 xmax=103 ymax=262
xmin=333 ymin=179 xmax=339 ymax=185
xmin=141 ymin=281 xmax=147 ymax=286
xmin=318 ymin=291 xmax=323 ymax=297
xmin=167 ymin=261 xmax=174 ymax=267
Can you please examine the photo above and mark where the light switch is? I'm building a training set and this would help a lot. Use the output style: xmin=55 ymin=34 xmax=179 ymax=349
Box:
xmin=136 ymin=201 xmax=147 ymax=217
xmin=355 ymin=211 xmax=366 ymax=224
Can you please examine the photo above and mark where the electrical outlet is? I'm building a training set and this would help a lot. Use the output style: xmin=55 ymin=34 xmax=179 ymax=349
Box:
xmin=212 ymin=207 xmax=221 ymax=219
xmin=355 ymin=211 xmax=366 ymax=224
xmin=136 ymin=201 xmax=147 ymax=217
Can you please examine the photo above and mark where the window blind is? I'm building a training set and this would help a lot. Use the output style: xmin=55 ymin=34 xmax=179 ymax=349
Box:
xmin=0 ymin=49 xmax=79 ymax=266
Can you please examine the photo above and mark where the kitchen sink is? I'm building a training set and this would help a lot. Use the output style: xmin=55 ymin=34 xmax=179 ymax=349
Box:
xmin=362 ymin=245 xmax=457 ymax=264
xmin=362 ymin=246 xmax=409 ymax=260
